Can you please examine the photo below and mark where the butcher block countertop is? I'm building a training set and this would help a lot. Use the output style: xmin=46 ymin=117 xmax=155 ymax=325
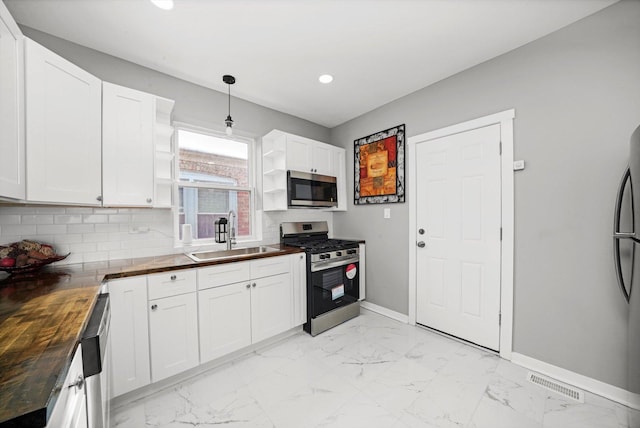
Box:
xmin=0 ymin=245 xmax=301 ymax=427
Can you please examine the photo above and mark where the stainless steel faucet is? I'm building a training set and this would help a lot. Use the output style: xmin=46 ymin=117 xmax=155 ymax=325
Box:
xmin=227 ymin=210 xmax=236 ymax=250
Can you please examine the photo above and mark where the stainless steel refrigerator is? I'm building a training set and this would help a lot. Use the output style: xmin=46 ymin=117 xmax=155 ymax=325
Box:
xmin=613 ymin=124 xmax=640 ymax=412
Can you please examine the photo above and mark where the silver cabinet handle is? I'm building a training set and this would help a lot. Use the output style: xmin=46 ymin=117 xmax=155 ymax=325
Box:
xmin=151 ymin=304 xmax=158 ymax=311
xmin=170 ymin=275 xmax=177 ymax=281
xmin=246 ymin=283 xmax=251 ymax=289
xmin=96 ymin=195 xmax=103 ymax=202
xmin=147 ymin=198 xmax=152 ymax=203
xmin=417 ymin=241 xmax=426 ymax=248
xmin=252 ymin=283 xmax=256 ymax=288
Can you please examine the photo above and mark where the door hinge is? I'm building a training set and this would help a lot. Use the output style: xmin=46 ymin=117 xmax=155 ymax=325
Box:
xmin=499 ymin=312 xmax=502 ymax=326
xmin=499 ymin=141 xmax=502 ymax=155
xmin=500 ymin=227 xmax=503 ymax=240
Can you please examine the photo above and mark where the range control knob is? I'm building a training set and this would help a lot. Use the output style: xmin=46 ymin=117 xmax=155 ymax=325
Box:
xmin=347 ymin=249 xmax=356 ymax=254
xmin=336 ymin=251 xmax=342 ymax=256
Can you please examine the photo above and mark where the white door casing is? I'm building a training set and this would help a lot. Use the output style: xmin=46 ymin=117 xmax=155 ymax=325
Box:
xmin=408 ymin=109 xmax=515 ymax=359
xmin=415 ymin=124 xmax=501 ymax=351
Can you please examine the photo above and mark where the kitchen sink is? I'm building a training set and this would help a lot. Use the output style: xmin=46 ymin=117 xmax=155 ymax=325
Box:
xmin=186 ymin=246 xmax=281 ymax=262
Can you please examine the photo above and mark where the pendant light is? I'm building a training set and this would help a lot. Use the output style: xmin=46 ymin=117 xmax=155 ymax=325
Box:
xmin=223 ymin=74 xmax=236 ymax=136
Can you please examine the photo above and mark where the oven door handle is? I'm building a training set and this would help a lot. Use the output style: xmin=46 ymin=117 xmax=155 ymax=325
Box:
xmin=311 ymin=256 xmax=359 ymax=272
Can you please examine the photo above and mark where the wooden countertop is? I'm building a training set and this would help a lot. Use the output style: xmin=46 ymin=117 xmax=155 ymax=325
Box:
xmin=0 ymin=244 xmax=302 ymax=427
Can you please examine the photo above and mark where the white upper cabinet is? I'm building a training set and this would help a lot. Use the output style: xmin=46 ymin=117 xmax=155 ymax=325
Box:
xmin=102 ymin=82 xmax=154 ymax=206
xmin=286 ymin=134 xmax=334 ymax=176
xmin=0 ymin=3 xmax=24 ymax=200
xmin=262 ymin=129 xmax=346 ymax=211
xmin=25 ymin=38 xmax=102 ymax=205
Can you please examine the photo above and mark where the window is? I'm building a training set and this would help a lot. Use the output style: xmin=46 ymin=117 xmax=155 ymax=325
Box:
xmin=176 ymin=126 xmax=256 ymax=243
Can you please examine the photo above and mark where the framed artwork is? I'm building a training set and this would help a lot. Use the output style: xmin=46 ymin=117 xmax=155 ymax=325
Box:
xmin=354 ymin=124 xmax=405 ymax=204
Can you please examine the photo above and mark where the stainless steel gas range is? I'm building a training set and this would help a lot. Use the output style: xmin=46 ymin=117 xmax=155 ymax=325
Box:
xmin=281 ymin=221 xmax=361 ymax=336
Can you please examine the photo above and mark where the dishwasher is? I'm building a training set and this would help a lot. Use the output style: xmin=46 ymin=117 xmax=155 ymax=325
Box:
xmin=81 ymin=293 xmax=111 ymax=428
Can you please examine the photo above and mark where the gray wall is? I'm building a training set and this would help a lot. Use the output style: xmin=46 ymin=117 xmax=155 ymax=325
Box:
xmin=20 ymin=26 xmax=331 ymax=143
xmin=331 ymin=0 xmax=640 ymax=390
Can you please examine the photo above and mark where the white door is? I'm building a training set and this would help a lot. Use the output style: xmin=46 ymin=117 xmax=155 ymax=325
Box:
xmin=148 ymin=293 xmax=199 ymax=382
xmin=251 ymin=273 xmax=292 ymax=343
xmin=108 ymin=277 xmax=151 ymax=397
xmin=198 ymin=282 xmax=251 ymax=363
xmin=415 ymin=124 xmax=502 ymax=351
xmin=0 ymin=4 xmax=24 ymax=200
xmin=25 ymin=38 xmax=102 ymax=205
xmin=102 ymin=82 xmax=154 ymax=206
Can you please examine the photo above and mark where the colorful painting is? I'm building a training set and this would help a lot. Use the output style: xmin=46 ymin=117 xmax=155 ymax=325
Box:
xmin=354 ymin=124 xmax=405 ymax=204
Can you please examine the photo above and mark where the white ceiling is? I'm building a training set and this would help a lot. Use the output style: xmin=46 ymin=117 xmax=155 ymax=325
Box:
xmin=4 ymin=0 xmax=618 ymax=128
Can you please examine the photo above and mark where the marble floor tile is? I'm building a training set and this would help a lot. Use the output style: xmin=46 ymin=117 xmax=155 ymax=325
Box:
xmin=112 ymin=309 xmax=636 ymax=428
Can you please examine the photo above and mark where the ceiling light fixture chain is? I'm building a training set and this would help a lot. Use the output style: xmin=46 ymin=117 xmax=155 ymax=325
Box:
xmin=223 ymin=74 xmax=236 ymax=136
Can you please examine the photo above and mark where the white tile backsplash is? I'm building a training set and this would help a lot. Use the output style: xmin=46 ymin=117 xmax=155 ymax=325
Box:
xmin=0 ymin=206 xmax=177 ymax=264
xmin=0 ymin=205 xmax=334 ymax=264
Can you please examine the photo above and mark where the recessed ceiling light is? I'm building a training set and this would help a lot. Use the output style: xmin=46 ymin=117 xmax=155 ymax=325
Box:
xmin=319 ymin=74 xmax=333 ymax=84
xmin=150 ymin=0 xmax=174 ymax=10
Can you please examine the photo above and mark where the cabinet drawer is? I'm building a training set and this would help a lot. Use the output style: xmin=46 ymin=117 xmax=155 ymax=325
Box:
xmin=197 ymin=261 xmax=251 ymax=290
xmin=148 ymin=269 xmax=196 ymax=300
xmin=250 ymin=255 xmax=289 ymax=279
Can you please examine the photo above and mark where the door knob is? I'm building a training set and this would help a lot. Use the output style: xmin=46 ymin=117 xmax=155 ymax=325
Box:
xmin=417 ymin=241 xmax=426 ymax=248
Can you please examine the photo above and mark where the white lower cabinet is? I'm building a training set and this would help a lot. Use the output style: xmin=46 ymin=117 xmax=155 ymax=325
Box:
xmin=198 ymin=255 xmax=294 ymax=364
xmin=251 ymin=273 xmax=292 ymax=343
xmin=108 ymin=276 xmax=151 ymax=397
xmin=148 ymin=292 xmax=199 ymax=382
xmin=47 ymin=344 xmax=87 ymax=428
xmin=198 ymin=282 xmax=251 ymax=363
xmin=109 ymin=254 xmax=306 ymax=397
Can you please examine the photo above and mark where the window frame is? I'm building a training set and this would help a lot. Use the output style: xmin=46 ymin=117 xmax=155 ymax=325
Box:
xmin=173 ymin=122 xmax=261 ymax=247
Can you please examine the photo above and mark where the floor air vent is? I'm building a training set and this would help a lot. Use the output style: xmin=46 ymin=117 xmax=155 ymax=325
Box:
xmin=526 ymin=372 xmax=584 ymax=402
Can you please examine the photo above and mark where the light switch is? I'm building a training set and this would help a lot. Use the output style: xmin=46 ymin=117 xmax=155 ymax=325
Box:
xmin=384 ymin=208 xmax=391 ymax=219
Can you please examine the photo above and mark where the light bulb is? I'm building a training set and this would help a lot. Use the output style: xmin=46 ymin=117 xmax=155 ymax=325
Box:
xmin=150 ymin=0 xmax=174 ymax=10
xmin=226 ymin=125 xmax=233 ymax=136
xmin=319 ymin=74 xmax=334 ymax=84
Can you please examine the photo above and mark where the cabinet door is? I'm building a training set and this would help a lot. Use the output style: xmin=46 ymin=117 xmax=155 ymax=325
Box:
xmin=0 ymin=4 xmax=24 ymax=200
xmin=312 ymin=143 xmax=334 ymax=176
xmin=149 ymin=293 xmax=199 ymax=382
xmin=291 ymin=253 xmax=307 ymax=326
xmin=47 ymin=344 xmax=86 ymax=428
xmin=25 ymin=38 xmax=102 ymax=205
xmin=108 ymin=277 xmax=150 ymax=397
xmin=198 ymin=282 xmax=251 ymax=364
xmin=102 ymin=82 xmax=154 ymax=206
xmin=286 ymin=135 xmax=312 ymax=173
xmin=251 ymin=272 xmax=292 ymax=343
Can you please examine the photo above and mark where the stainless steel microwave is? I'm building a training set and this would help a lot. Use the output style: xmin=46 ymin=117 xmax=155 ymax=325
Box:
xmin=287 ymin=170 xmax=338 ymax=208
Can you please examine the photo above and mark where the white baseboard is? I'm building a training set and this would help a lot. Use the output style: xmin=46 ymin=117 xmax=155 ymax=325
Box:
xmin=360 ymin=301 xmax=409 ymax=323
xmin=511 ymin=352 xmax=640 ymax=410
